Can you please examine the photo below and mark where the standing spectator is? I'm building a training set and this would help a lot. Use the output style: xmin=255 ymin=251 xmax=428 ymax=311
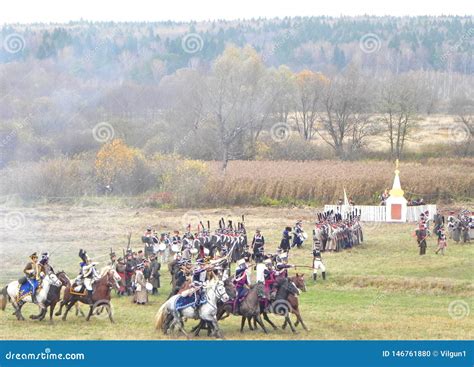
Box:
xmin=133 ymin=262 xmax=148 ymax=305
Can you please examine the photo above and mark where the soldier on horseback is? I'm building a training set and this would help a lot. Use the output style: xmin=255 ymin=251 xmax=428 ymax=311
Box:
xmin=233 ymin=258 xmax=250 ymax=313
xmin=275 ymin=252 xmax=293 ymax=278
xmin=18 ymin=252 xmax=44 ymax=304
xmin=73 ymin=249 xmax=100 ymax=301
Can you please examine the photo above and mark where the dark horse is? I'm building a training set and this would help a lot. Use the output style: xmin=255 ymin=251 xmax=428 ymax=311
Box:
xmin=30 ymin=270 xmax=69 ymax=323
xmin=55 ymin=269 xmax=120 ymax=323
xmin=194 ymin=279 xmax=268 ymax=335
xmin=248 ymin=274 xmax=307 ymax=333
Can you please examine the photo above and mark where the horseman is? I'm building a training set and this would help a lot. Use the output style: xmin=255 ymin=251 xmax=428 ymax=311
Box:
xmin=190 ymin=258 xmax=208 ymax=304
xmin=251 ymin=229 xmax=265 ymax=260
xmin=233 ymin=258 xmax=250 ymax=313
xmin=18 ymin=252 xmax=44 ymax=304
xmin=74 ymin=249 xmax=100 ymax=301
xmin=275 ymin=252 xmax=293 ymax=278
xmin=263 ymin=258 xmax=278 ymax=300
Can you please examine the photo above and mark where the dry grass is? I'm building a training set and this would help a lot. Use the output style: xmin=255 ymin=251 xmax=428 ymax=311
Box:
xmin=204 ymin=158 xmax=474 ymax=206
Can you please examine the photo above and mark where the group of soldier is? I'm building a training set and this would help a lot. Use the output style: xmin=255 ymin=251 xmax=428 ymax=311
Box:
xmin=414 ymin=209 xmax=472 ymax=255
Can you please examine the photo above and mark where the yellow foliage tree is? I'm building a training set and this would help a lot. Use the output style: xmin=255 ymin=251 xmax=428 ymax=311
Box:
xmin=95 ymin=139 xmax=136 ymax=187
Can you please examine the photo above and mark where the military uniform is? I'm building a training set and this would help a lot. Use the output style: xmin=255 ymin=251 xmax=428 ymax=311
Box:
xmin=415 ymin=226 xmax=428 ymax=255
xmin=251 ymin=231 xmax=265 ymax=259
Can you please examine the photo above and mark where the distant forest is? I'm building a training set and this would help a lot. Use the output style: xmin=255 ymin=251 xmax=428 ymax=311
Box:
xmin=0 ymin=16 xmax=473 ymax=170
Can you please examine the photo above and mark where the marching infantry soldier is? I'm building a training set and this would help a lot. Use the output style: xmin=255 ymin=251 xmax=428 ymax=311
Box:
xmin=293 ymin=220 xmax=305 ymax=248
xmin=280 ymin=226 xmax=292 ymax=252
xmin=415 ymin=224 xmax=428 ymax=255
xmin=312 ymin=249 xmax=326 ymax=281
xmin=251 ymin=229 xmax=265 ymax=259
xmin=18 ymin=252 xmax=43 ymax=304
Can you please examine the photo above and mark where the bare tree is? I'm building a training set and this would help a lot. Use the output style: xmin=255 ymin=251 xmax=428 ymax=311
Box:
xmin=379 ymin=73 xmax=425 ymax=159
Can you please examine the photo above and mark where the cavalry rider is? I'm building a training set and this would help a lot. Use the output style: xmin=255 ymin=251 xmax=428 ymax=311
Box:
xmin=251 ymin=229 xmax=265 ymax=260
xmin=19 ymin=252 xmax=44 ymax=304
xmin=233 ymin=258 xmax=250 ymax=313
xmin=74 ymin=249 xmax=100 ymax=301
xmin=191 ymin=258 xmax=208 ymax=304
xmin=292 ymin=220 xmax=305 ymax=248
xmin=275 ymin=252 xmax=293 ymax=278
xmin=312 ymin=249 xmax=326 ymax=281
xmin=263 ymin=257 xmax=278 ymax=300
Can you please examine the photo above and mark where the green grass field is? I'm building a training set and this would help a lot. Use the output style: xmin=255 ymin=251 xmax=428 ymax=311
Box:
xmin=0 ymin=205 xmax=472 ymax=340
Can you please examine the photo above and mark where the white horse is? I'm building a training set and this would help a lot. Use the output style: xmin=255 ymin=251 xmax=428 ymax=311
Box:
xmin=155 ymin=278 xmax=229 ymax=338
xmin=1 ymin=273 xmax=62 ymax=320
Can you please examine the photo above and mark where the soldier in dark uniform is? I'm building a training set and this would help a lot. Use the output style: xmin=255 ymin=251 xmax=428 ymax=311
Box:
xmin=415 ymin=224 xmax=428 ymax=255
xmin=149 ymin=254 xmax=161 ymax=295
xmin=19 ymin=252 xmax=43 ymax=304
xmin=251 ymin=229 xmax=265 ymax=259
xmin=279 ymin=227 xmax=292 ymax=252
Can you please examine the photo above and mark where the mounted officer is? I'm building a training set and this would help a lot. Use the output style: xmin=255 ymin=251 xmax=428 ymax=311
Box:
xmin=18 ymin=252 xmax=44 ymax=304
xmin=275 ymin=252 xmax=293 ymax=278
xmin=233 ymin=258 xmax=250 ymax=313
xmin=73 ymin=249 xmax=100 ymax=301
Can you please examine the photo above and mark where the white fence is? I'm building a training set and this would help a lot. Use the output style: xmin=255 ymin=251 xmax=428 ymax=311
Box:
xmin=323 ymin=204 xmax=437 ymax=222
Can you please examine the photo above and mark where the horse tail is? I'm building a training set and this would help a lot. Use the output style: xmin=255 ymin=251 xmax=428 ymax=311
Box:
xmin=1 ymin=286 xmax=9 ymax=311
xmin=155 ymin=301 xmax=169 ymax=330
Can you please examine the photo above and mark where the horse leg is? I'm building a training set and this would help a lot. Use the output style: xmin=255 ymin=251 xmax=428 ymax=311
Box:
xmin=284 ymin=314 xmax=297 ymax=333
xmin=248 ymin=316 xmax=254 ymax=331
xmin=49 ymin=302 xmax=56 ymax=324
xmin=293 ymin=309 xmax=308 ymax=331
xmin=192 ymin=320 xmax=204 ymax=336
xmin=107 ymin=303 xmax=115 ymax=323
xmin=255 ymin=315 xmax=268 ymax=334
xmin=240 ymin=316 xmax=246 ymax=333
xmin=55 ymin=299 xmax=67 ymax=316
xmin=85 ymin=304 xmax=94 ymax=321
xmin=211 ymin=320 xmax=223 ymax=339
xmin=13 ymin=302 xmax=25 ymax=321
xmin=62 ymin=299 xmax=76 ymax=321
xmin=263 ymin=312 xmax=278 ymax=330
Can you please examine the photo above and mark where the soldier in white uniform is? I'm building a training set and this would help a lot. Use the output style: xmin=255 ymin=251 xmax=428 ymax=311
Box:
xmin=312 ymin=249 xmax=326 ymax=281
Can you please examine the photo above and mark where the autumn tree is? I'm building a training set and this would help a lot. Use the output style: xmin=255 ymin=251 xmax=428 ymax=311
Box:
xmin=292 ymin=70 xmax=328 ymax=140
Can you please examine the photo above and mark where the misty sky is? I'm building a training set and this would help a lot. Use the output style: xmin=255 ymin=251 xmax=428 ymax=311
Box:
xmin=1 ymin=0 xmax=470 ymax=24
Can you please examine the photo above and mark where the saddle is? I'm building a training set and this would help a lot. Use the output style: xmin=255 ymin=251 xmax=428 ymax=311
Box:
xmin=69 ymin=283 xmax=87 ymax=296
xmin=174 ymin=292 xmax=207 ymax=311
xmin=16 ymin=280 xmax=41 ymax=302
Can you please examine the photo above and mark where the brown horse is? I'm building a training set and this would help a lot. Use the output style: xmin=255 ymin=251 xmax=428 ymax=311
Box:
xmin=55 ymin=269 xmax=120 ymax=323
xmin=281 ymin=274 xmax=308 ymax=331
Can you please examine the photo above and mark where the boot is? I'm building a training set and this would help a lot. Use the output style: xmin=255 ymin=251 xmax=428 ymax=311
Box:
xmin=313 ymin=273 xmax=317 ymax=281
xmin=87 ymin=290 xmax=93 ymax=303
xmin=322 ymin=272 xmax=326 ymax=280
xmin=31 ymin=292 xmax=38 ymax=304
